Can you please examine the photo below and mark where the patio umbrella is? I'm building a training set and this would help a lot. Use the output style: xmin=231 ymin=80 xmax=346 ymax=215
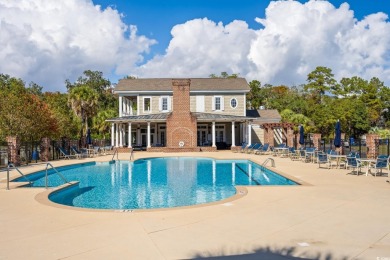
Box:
xmin=299 ymin=125 xmax=305 ymax=146
xmin=334 ymin=120 xmax=342 ymax=148
xmin=86 ymin=128 xmax=92 ymax=145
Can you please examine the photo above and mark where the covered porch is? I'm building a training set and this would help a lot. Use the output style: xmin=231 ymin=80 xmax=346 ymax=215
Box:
xmin=106 ymin=113 xmax=254 ymax=152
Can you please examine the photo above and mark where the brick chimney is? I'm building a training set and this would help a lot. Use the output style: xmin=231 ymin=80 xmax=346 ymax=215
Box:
xmin=166 ymin=79 xmax=197 ymax=148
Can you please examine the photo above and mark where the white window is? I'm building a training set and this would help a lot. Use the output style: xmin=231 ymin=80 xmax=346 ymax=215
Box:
xmin=212 ymin=96 xmax=224 ymax=111
xmin=159 ymin=96 xmax=170 ymax=112
xmin=230 ymin=98 xmax=238 ymax=109
xmin=143 ymin=97 xmax=151 ymax=113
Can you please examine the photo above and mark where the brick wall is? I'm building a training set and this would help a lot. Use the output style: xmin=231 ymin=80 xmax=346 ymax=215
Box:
xmin=312 ymin=134 xmax=321 ymax=150
xmin=286 ymin=127 xmax=294 ymax=147
xmin=7 ymin=136 xmax=20 ymax=166
xmin=366 ymin=134 xmax=379 ymax=159
xmin=166 ymin=79 xmax=198 ymax=149
xmin=40 ymin=137 xmax=51 ymax=162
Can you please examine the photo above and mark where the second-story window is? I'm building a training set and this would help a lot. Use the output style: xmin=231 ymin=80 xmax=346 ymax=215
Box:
xmin=159 ymin=96 xmax=170 ymax=112
xmin=215 ymin=97 xmax=221 ymax=110
xmin=213 ymin=96 xmax=224 ymax=111
xmin=143 ymin=97 xmax=151 ymax=113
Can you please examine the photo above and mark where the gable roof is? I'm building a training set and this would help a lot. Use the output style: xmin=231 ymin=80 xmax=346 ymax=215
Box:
xmin=115 ymin=78 xmax=250 ymax=92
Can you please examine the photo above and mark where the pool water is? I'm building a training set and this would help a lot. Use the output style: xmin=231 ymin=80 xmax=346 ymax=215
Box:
xmin=16 ymin=157 xmax=297 ymax=209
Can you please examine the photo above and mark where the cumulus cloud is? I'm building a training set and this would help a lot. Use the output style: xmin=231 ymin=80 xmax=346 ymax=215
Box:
xmin=1 ymin=0 xmax=390 ymax=90
xmin=0 ymin=0 xmax=156 ymax=91
xmin=136 ymin=0 xmax=390 ymax=86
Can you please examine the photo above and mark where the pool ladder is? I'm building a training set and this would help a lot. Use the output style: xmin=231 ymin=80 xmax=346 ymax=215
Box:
xmin=262 ymin=158 xmax=276 ymax=167
xmin=6 ymin=163 xmax=70 ymax=190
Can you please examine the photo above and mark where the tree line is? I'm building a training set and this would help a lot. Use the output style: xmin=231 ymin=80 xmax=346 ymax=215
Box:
xmin=1 ymin=67 xmax=389 ymax=143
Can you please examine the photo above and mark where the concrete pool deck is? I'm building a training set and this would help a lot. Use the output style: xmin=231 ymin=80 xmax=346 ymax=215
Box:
xmin=0 ymin=151 xmax=389 ymax=259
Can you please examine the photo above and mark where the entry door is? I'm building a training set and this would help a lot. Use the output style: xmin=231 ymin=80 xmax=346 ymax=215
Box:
xmin=215 ymin=125 xmax=225 ymax=142
xmin=197 ymin=130 xmax=207 ymax=146
xmin=160 ymin=130 xmax=166 ymax=146
xmin=141 ymin=133 xmax=147 ymax=146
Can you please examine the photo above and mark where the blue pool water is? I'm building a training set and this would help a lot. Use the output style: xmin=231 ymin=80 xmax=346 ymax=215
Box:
xmin=15 ymin=157 xmax=297 ymax=209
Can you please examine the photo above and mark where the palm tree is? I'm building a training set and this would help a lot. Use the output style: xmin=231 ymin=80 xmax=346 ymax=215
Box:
xmin=92 ymin=109 xmax=117 ymax=139
xmin=68 ymin=85 xmax=99 ymax=138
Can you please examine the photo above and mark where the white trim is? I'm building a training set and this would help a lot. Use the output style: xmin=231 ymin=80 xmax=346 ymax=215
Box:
xmin=213 ymin=96 xmax=223 ymax=111
xmin=119 ymin=96 xmax=123 ymax=117
xmin=114 ymin=90 xmax=250 ymax=94
xmin=230 ymin=97 xmax=238 ymax=109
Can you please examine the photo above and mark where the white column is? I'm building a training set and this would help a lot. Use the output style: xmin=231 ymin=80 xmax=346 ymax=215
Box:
xmin=212 ymin=121 xmax=216 ymax=147
xmin=111 ymin=123 xmax=115 ymax=147
xmin=147 ymin=122 xmax=151 ymax=148
xmin=119 ymin=96 xmax=123 ymax=117
xmin=248 ymin=122 xmax=252 ymax=146
xmin=115 ymin=123 xmax=119 ymax=147
xmin=119 ymin=124 xmax=123 ymax=147
xmin=128 ymin=123 xmax=132 ymax=148
xmin=231 ymin=121 xmax=236 ymax=147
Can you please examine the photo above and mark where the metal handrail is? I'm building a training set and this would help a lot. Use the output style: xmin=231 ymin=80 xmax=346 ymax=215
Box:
xmin=129 ymin=148 xmax=134 ymax=161
xmin=111 ymin=148 xmax=118 ymax=161
xmin=6 ymin=163 xmax=33 ymax=190
xmin=262 ymin=158 xmax=276 ymax=167
xmin=45 ymin=163 xmax=70 ymax=189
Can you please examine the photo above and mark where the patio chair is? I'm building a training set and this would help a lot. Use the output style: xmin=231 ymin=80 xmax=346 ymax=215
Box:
xmin=289 ymin=147 xmax=299 ymax=161
xmin=371 ymin=157 xmax=389 ymax=177
xmin=317 ymin=152 xmax=330 ymax=169
xmin=346 ymin=156 xmax=362 ymax=175
xmin=58 ymin=147 xmax=75 ymax=160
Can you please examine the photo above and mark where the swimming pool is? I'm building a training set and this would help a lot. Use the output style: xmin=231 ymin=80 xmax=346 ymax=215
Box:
xmin=16 ymin=157 xmax=297 ymax=209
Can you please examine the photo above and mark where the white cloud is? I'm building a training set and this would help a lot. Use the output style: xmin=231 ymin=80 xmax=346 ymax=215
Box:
xmin=134 ymin=18 xmax=257 ymax=78
xmin=0 ymin=0 xmax=156 ymax=91
xmin=136 ymin=0 xmax=390 ymax=87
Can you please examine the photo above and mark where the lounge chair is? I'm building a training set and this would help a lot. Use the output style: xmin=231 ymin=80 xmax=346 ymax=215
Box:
xmin=246 ymin=143 xmax=261 ymax=154
xmin=241 ymin=143 xmax=255 ymax=153
xmin=255 ymin=143 xmax=269 ymax=155
xmin=71 ymin=146 xmax=88 ymax=158
xmin=58 ymin=147 xmax=76 ymax=160
xmin=234 ymin=143 xmax=247 ymax=153
xmin=346 ymin=156 xmax=362 ymax=175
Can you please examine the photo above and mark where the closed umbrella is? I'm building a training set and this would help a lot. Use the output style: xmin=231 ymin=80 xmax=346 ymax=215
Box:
xmin=86 ymin=128 xmax=92 ymax=145
xmin=334 ymin=121 xmax=342 ymax=148
xmin=299 ymin=125 xmax=305 ymax=146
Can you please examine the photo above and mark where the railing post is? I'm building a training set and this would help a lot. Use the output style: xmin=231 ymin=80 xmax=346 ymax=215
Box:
xmin=7 ymin=166 xmax=10 ymax=190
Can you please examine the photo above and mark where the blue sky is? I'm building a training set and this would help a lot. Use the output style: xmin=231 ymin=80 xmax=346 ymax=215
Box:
xmin=1 ymin=0 xmax=390 ymax=91
xmin=93 ymin=0 xmax=390 ymax=58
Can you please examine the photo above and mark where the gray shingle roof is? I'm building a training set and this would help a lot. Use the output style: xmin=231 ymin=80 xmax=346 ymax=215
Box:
xmin=246 ymin=109 xmax=281 ymax=124
xmin=106 ymin=112 xmax=255 ymax=122
xmin=115 ymin=78 xmax=249 ymax=92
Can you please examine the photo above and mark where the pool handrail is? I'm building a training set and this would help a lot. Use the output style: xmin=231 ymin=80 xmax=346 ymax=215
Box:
xmin=111 ymin=148 xmax=119 ymax=161
xmin=45 ymin=163 xmax=70 ymax=189
xmin=6 ymin=163 xmax=33 ymax=190
xmin=262 ymin=158 xmax=276 ymax=167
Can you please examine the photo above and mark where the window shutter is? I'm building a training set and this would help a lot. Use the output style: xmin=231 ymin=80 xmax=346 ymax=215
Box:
xmin=212 ymin=96 xmax=215 ymax=111
xmin=221 ymin=96 xmax=224 ymax=111
xmin=168 ymin=97 xmax=172 ymax=111
xmin=159 ymin=97 xmax=162 ymax=111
